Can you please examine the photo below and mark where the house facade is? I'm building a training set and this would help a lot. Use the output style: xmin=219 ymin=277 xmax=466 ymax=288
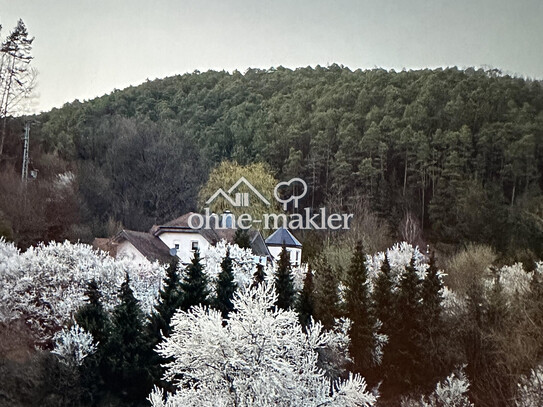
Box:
xmin=94 ymin=212 xmax=277 ymax=266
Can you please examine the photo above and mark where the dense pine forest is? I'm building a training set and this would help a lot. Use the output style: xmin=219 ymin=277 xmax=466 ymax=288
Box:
xmin=1 ymin=65 xmax=543 ymax=260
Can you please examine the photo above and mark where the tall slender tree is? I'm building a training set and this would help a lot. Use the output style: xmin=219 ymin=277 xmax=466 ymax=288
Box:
xmin=0 ymin=19 xmax=35 ymax=159
xmin=314 ymin=258 xmax=340 ymax=329
xmin=297 ymin=265 xmax=315 ymax=327
xmin=148 ymin=258 xmax=182 ymax=340
xmin=214 ymin=249 xmax=237 ymax=318
xmin=105 ymin=273 xmax=152 ymax=401
xmin=180 ymin=249 xmax=210 ymax=310
xmin=274 ymin=245 xmax=296 ymax=310
xmin=344 ymin=242 xmax=375 ymax=372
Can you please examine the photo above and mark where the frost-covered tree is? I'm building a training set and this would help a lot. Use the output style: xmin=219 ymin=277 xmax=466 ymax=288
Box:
xmin=203 ymin=240 xmax=257 ymax=288
xmin=52 ymin=323 xmax=97 ymax=367
xmin=214 ymin=249 xmax=237 ymax=318
xmin=401 ymin=368 xmax=474 ymax=407
xmin=516 ymin=365 xmax=543 ymax=407
xmin=149 ymin=283 xmax=377 ymax=407
xmin=0 ymin=240 xmax=164 ymax=346
xmin=274 ymin=245 xmax=296 ymax=310
xmin=180 ymin=249 xmax=210 ymax=310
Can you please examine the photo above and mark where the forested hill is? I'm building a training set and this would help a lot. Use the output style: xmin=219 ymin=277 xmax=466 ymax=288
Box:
xmin=2 ymin=65 xmax=543 ymax=257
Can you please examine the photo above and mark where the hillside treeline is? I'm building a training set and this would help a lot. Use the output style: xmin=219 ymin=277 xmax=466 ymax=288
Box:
xmin=1 ymin=66 xmax=543 ymax=256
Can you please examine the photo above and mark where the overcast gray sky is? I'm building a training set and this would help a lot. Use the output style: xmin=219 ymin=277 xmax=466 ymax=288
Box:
xmin=1 ymin=0 xmax=542 ymax=113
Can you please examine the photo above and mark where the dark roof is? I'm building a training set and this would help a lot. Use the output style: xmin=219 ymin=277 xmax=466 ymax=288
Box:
xmin=115 ymin=229 xmax=174 ymax=264
xmin=265 ymin=227 xmax=302 ymax=247
xmin=248 ymin=229 xmax=272 ymax=258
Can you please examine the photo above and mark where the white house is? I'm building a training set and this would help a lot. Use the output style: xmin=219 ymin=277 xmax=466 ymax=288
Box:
xmin=264 ymin=227 xmax=303 ymax=266
xmin=94 ymin=212 xmax=273 ymax=265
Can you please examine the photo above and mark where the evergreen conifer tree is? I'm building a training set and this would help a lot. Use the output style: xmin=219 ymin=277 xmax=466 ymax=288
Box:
xmin=373 ymin=254 xmax=395 ymax=333
xmin=419 ymin=251 xmax=445 ymax=383
xmin=75 ymin=279 xmax=111 ymax=404
xmin=105 ymin=273 xmax=152 ymax=401
xmin=344 ymin=242 xmax=375 ymax=372
xmin=314 ymin=258 xmax=340 ymax=329
xmin=274 ymin=245 xmax=296 ymax=310
xmin=390 ymin=254 xmax=424 ymax=390
xmin=234 ymin=228 xmax=252 ymax=249
xmin=146 ymin=259 xmax=182 ymax=385
xmin=75 ymin=279 xmax=111 ymax=347
xmin=252 ymin=262 xmax=266 ymax=288
xmin=214 ymin=249 xmax=237 ymax=318
xmin=180 ymin=249 xmax=210 ymax=310
xmin=297 ymin=266 xmax=315 ymax=327
xmin=148 ymin=259 xmax=182 ymax=340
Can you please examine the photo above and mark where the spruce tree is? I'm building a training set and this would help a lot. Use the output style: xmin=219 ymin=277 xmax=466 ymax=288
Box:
xmin=391 ymin=254 xmax=424 ymax=390
xmin=180 ymin=249 xmax=210 ymax=310
xmin=214 ymin=249 xmax=237 ymax=318
xmin=372 ymin=254 xmax=396 ymax=383
xmin=274 ymin=245 xmax=296 ymax=310
xmin=420 ymin=252 xmax=443 ymax=327
xmin=75 ymin=279 xmax=111 ymax=348
xmin=297 ymin=266 xmax=315 ymax=327
xmin=75 ymin=280 xmax=111 ymax=404
xmin=344 ymin=242 xmax=375 ymax=372
xmin=314 ymin=258 xmax=340 ymax=329
xmin=146 ymin=259 xmax=182 ymax=385
xmin=373 ymin=254 xmax=395 ymax=334
xmin=419 ymin=251 xmax=445 ymax=383
xmin=234 ymin=228 xmax=252 ymax=249
xmin=148 ymin=258 xmax=182 ymax=340
xmin=252 ymin=263 xmax=266 ymax=288
xmin=105 ymin=273 xmax=152 ymax=401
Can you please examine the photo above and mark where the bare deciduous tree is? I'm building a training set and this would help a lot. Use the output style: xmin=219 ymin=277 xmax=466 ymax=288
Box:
xmin=0 ymin=19 xmax=35 ymax=160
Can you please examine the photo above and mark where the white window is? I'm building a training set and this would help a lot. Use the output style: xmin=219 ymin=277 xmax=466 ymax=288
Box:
xmin=191 ymin=241 xmax=199 ymax=251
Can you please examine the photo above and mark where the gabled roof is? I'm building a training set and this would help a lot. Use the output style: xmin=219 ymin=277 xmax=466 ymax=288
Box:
xmin=248 ymin=229 xmax=272 ymax=258
xmin=265 ymin=227 xmax=302 ymax=248
xmin=114 ymin=229 xmax=174 ymax=264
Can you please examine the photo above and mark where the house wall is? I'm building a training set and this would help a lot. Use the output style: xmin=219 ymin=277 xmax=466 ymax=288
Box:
xmin=268 ymin=246 xmax=302 ymax=267
xmin=157 ymin=231 xmax=210 ymax=264
xmin=116 ymin=241 xmax=150 ymax=265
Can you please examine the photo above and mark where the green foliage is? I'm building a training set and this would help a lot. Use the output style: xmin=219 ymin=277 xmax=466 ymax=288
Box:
xmin=344 ymin=242 xmax=375 ymax=372
xmin=385 ymin=255 xmax=425 ymax=392
xmin=105 ymin=273 xmax=152 ymax=401
xmin=252 ymin=262 xmax=266 ymax=288
xmin=2 ymin=66 xmax=543 ymax=256
xmin=313 ymin=257 xmax=340 ymax=329
xmin=297 ymin=266 xmax=315 ymax=327
xmin=274 ymin=245 xmax=296 ymax=310
xmin=373 ymin=255 xmax=395 ymax=335
xmin=198 ymin=161 xmax=279 ymax=224
xmin=214 ymin=249 xmax=237 ymax=318
xmin=147 ymin=259 xmax=182 ymax=340
xmin=74 ymin=280 xmax=111 ymax=404
xmin=234 ymin=228 xmax=252 ymax=249
xmin=180 ymin=249 xmax=210 ymax=310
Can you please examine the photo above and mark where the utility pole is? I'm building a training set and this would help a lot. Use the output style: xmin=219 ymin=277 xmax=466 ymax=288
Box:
xmin=21 ymin=122 xmax=30 ymax=182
